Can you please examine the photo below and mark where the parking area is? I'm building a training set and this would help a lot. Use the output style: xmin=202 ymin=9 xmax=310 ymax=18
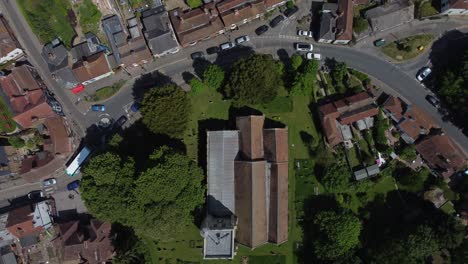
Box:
xmin=51 ymin=190 xmax=87 ymax=218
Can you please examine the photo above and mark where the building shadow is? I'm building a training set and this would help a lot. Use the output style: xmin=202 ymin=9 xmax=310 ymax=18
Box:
xmin=197 ymin=118 xmax=230 ymax=174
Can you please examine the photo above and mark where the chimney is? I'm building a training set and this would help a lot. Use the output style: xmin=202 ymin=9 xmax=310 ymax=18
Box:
xmin=83 ymin=61 xmax=90 ymax=68
xmin=48 ymin=52 xmax=56 ymax=60
xmin=234 ymin=9 xmax=239 ymax=15
xmin=204 ymin=8 xmax=209 ymax=14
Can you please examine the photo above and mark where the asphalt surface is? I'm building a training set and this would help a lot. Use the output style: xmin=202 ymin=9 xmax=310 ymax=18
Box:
xmin=0 ymin=0 xmax=467 ymax=206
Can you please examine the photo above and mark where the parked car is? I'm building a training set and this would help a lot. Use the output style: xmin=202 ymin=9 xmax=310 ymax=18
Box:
xmin=206 ymin=46 xmax=220 ymax=54
xmin=417 ymin=67 xmax=432 ymax=82
xmin=42 ymin=178 xmax=57 ymax=187
xmin=425 ymin=95 xmax=440 ymax=108
xmin=91 ymin=104 xmax=106 ymax=112
xmin=190 ymin=51 xmax=204 ymax=60
xmin=297 ymin=30 xmax=312 ymax=38
xmin=373 ymin=39 xmax=386 ymax=47
xmin=295 ymin=43 xmax=314 ymax=52
xmin=220 ymin=42 xmax=235 ymax=51
xmin=27 ymin=190 xmax=44 ymax=200
xmin=283 ymin=6 xmax=298 ymax=17
xmin=306 ymin=53 xmax=322 ymax=60
xmin=269 ymin=15 xmax=285 ymax=28
xmin=130 ymin=101 xmax=140 ymax=112
xmin=114 ymin=115 xmax=128 ymax=128
xmin=67 ymin=180 xmax=80 ymax=191
xmin=235 ymin=35 xmax=250 ymax=45
xmin=255 ymin=25 xmax=269 ymax=35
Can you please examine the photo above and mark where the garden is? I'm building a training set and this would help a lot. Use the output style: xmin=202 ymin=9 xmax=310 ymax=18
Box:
xmin=381 ymin=34 xmax=434 ymax=61
xmin=0 ymin=97 xmax=16 ymax=133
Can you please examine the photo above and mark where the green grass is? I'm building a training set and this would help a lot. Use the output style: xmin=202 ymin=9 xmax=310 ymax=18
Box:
xmin=440 ymin=202 xmax=455 ymax=214
xmin=381 ymin=34 xmax=434 ymax=61
xmin=260 ymin=96 xmax=293 ymax=113
xmin=129 ymin=0 xmax=153 ymax=9
xmin=347 ymin=147 xmax=361 ymax=170
xmin=0 ymin=97 xmax=16 ymax=133
xmin=417 ymin=0 xmax=439 ymax=18
xmin=17 ymin=0 xmax=75 ymax=47
xmin=78 ymin=0 xmax=102 ymax=34
xmin=87 ymin=80 xmax=126 ymax=102
xmin=250 ymin=255 xmax=286 ymax=264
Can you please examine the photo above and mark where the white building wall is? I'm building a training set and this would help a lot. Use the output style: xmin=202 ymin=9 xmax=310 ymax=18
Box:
xmin=0 ymin=48 xmax=24 ymax=64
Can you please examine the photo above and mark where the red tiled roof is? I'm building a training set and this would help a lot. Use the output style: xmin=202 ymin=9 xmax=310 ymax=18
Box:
xmin=6 ymin=204 xmax=44 ymax=238
xmin=383 ymin=95 xmax=404 ymax=120
xmin=335 ymin=0 xmax=354 ymax=41
xmin=236 ymin=115 xmax=265 ymax=160
xmin=13 ymin=101 xmax=55 ymax=128
xmin=217 ymin=0 xmax=247 ymax=14
xmin=71 ymin=52 xmax=112 ymax=83
xmin=118 ymin=37 xmax=152 ymax=66
xmin=449 ymin=0 xmax=468 ymax=9
xmin=219 ymin=0 xmax=266 ymax=27
xmin=399 ymin=105 xmax=437 ymax=141
xmin=416 ymin=134 xmax=467 ymax=178
xmin=268 ymin=162 xmax=288 ymax=244
xmin=0 ymin=65 xmax=41 ymax=97
xmin=345 ymin=91 xmax=370 ymax=104
xmin=43 ymin=116 xmax=72 ymax=155
xmin=264 ymin=0 xmax=286 ymax=8
xmin=235 ymin=160 xmax=268 ymax=248
xmin=319 ymin=103 xmax=338 ymax=116
xmin=339 ymin=106 xmax=379 ymax=125
xmin=322 ymin=116 xmax=343 ymax=146
xmin=0 ymin=17 xmax=20 ymax=58
xmin=263 ymin=128 xmax=288 ymax=163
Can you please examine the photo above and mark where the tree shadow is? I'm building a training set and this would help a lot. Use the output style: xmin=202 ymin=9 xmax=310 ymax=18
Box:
xmin=192 ymin=58 xmax=211 ymax=78
xmin=131 ymin=71 xmax=174 ymax=101
xmin=182 ymin=71 xmax=195 ymax=84
xmin=277 ymin=48 xmax=291 ymax=67
xmin=213 ymin=46 xmax=255 ymax=71
xmin=429 ymin=30 xmax=468 ymax=76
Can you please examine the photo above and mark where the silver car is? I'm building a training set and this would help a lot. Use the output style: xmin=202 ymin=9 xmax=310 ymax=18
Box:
xmin=417 ymin=67 xmax=432 ymax=82
xmin=42 ymin=178 xmax=57 ymax=187
xmin=235 ymin=35 xmax=250 ymax=45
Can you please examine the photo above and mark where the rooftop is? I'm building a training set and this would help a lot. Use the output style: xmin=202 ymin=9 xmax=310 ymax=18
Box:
xmin=71 ymin=52 xmax=112 ymax=83
xmin=41 ymin=40 xmax=69 ymax=73
xmin=0 ymin=17 xmax=20 ymax=59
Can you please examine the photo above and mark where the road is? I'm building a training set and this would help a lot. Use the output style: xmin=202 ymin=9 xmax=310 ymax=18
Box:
xmin=0 ymin=0 xmax=466 ymax=205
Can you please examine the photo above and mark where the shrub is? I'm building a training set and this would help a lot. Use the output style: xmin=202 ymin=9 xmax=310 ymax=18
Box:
xmin=291 ymin=54 xmax=303 ymax=70
xmin=186 ymin=0 xmax=202 ymax=8
xmin=353 ymin=17 xmax=369 ymax=34
xmin=9 ymin=136 xmax=25 ymax=149
xmin=189 ymin=78 xmax=206 ymax=95
xmin=286 ymin=0 xmax=294 ymax=9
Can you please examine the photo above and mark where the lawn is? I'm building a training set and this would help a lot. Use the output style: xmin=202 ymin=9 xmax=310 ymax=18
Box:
xmin=381 ymin=34 xmax=434 ymax=61
xmin=87 ymin=80 xmax=126 ymax=102
xmin=77 ymin=0 xmax=102 ymax=35
xmin=17 ymin=0 xmax=75 ymax=47
xmin=250 ymin=255 xmax=286 ymax=264
xmin=416 ymin=0 xmax=439 ymax=18
xmin=346 ymin=146 xmax=361 ymax=170
xmin=0 ymin=97 xmax=16 ymax=133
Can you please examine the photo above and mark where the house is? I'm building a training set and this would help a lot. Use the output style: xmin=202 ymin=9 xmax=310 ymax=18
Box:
xmin=141 ymin=6 xmax=180 ymax=57
xmin=318 ymin=0 xmax=354 ymax=44
xmin=71 ymin=51 xmax=113 ymax=86
xmin=440 ymin=0 xmax=468 ymax=15
xmin=382 ymin=95 xmax=437 ymax=144
xmin=201 ymin=215 xmax=237 ymax=260
xmin=71 ymin=33 xmax=105 ymax=63
xmin=0 ymin=213 xmax=14 ymax=248
xmin=101 ymin=15 xmax=127 ymax=66
xmin=264 ymin=0 xmax=287 ymax=11
xmin=118 ymin=17 xmax=152 ymax=68
xmin=19 ymin=151 xmax=54 ymax=174
xmin=318 ymin=92 xmax=379 ymax=147
xmin=41 ymin=39 xmax=69 ymax=73
xmin=54 ymin=218 xmax=114 ymax=264
xmin=202 ymin=115 xmax=289 ymax=256
xmin=0 ymin=16 xmax=23 ymax=65
xmin=217 ymin=0 xmax=266 ymax=31
xmin=42 ymin=116 xmax=72 ymax=156
xmin=53 ymin=68 xmax=79 ymax=90
xmin=6 ymin=202 xmax=52 ymax=242
xmin=364 ymin=0 xmax=414 ymax=32
xmin=169 ymin=3 xmax=225 ymax=47
xmin=0 ymin=64 xmax=43 ymax=97
xmin=416 ymin=134 xmax=467 ymax=178
xmin=0 ymin=252 xmax=17 ymax=264
xmin=12 ymin=100 xmax=55 ymax=128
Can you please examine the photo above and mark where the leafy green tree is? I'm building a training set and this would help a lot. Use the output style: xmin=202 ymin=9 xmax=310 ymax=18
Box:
xmin=394 ymin=166 xmax=429 ymax=192
xmin=8 ymin=136 xmax=25 ymax=149
xmin=331 ymin=62 xmax=348 ymax=94
xmin=186 ymin=0 xmax=202 ymax=8
xmin=313 ymin=211 xmax=362 ymax=260
xmin=353 ymin=17 xmax=369 ymax=34
xmin=203 ymin=64 xmax=225 ymax=91
xmin=291 ymin=59 xmax=319 ymax=97
xmin=141 ymin=84 xmax=190 ymax=137
xmin=223 ymin=54 xmax=283 ymax=104
xmin=320 ymin=163 xmax=350 ymax=192
xmin=78 ymin=0 xmax=102 ymax=33
xmin=109 ymin=134 xmax=123 ymax=148
xmin=189 ymin=77 xmax=206 ymax=95
xmin=291 ymin=54 xmax=303 ymax=70
xmin=397 ymin=144 xmax=417 ymax=162
xmin=286 ymin=0 xmax=294 ymax=9
xmin=374 ymin=111 xmax=389 ymax=152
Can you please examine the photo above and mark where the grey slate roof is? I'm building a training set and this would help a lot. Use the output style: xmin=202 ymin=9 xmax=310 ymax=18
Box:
xmin=364 ymin=0 xmax=414 ymax=32
xmin=207 ymin=131 xmax=239 ymax=217
xmin=53 ymin=68 xmax=78 ymax=89
xmin=0 ymin=252 xmax=17 ymax=264
xmin=366 ymin=164 xmax=380 ymax=176
xmin=141 ymin=7 xmax=179 ymax=56
xmin=102 ymin=15 xmax=125 ymax=65
xmin=204 ymin=229 xmax=235 ymax=258
xmin=19 ymin=234 xmax=38 ymax=248
xmin=41 ymin=40 xmax=68 ymax=73
xmin=354 ymin=168 xmax=368 ymax=180
xmin=318 ymin=12 xmax=337 ymax=41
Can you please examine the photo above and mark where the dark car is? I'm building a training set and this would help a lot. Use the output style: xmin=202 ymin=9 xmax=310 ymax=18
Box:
xmin=190 ymin=51 xmax=204 ymax=60
xmin=206 ymin=46 xmax=220 ymax=54
xmin=115 ymin=115 xmax=128 ymax=128
xmin=373 ymin=38 xmax=386 ymax=47
xmin=130 ymin=101 xmax=140 ymax=112
xmin=283 ymin=6 xmax=298 ymax=17
xmin=425 ymin=95 xmax=440 ymax=108
xmin=255 ymin=25 xmax=269 ymax=35
xmin=27 ymin=190 xmax=44 ymax=200
xmin=270 ymin=15 xmax=285 ymax=28
xmin=67 ymin=180 xmax=80 ymax=191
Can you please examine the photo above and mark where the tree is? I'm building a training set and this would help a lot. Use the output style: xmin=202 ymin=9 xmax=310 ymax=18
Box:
xmin=397 ymin=144 xmax=417 ymax=162
xmin=186 ymin=0 xmax=202 ymax=8
xmin=81 ymin=146 xmax=205 ymax=241
xmin=286 ymin=0 xmax=294 ymax=9
xmin=8 ymin=136 xmax=25 ymax=149
xmin=320 ymin=163 xmax=350 ymax=192
xmin=291 ymin=54 xmax=303 ymax=70
xmin=141 ymin=84 xmax=190 ymax=137
xmin=374 ymin=111 xmax=389 ymax=152
xmin=353 ymin=17 xmax=368 ymax=34
xmin=223 ymin=54 xmax=283 ymax=105
xmin=313 ymin=211 xmax=362 ymax=260
xmin=291 ymin=59 xmax=319 ymax=97
xmin=203 ymin=64 xmax=225 ymax=91
xmin=331 ymin=62 xmax=348 ymax=94
xmin=394 ymin=166 xmax=429 ymax=192
xmin=189 ymin=77 xmax=206 ymax=95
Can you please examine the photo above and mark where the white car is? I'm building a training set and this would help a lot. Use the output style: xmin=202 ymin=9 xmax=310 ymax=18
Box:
xmin=416 ymin=67 xmax=432 ymax=82
xmin=297 ymin=30 xmax=312 ymax=38
xmin=295 ymin=43 xmax=313 ymax=52
xmin=220 ymin=42 xmax=236 ymax=51
xmin=306 ymin=53 xmax=322 ymax=60
xmin=42 ymin=178 xmax=57 ymax=187
xmin=235 ymin=35 xmax=250 ymax=45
